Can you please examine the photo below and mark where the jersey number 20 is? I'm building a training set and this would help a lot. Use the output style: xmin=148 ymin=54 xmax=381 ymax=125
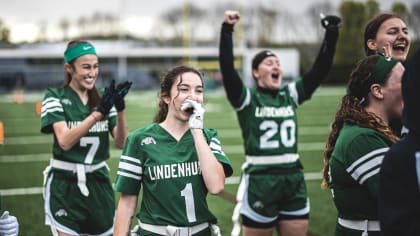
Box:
xmin=260 ymin=119 xmax=296 ymax=149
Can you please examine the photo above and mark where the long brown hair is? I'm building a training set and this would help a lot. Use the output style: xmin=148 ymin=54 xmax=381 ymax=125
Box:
xmin=64 ymin=40 xmax=101 ymax=112
xmin=153 ymin=65 xmax=204 ymax=123
xmin=364 ymin=13 xmax=403 ymax=56
xmin=321 ymin=55 xmax=400 ymax=189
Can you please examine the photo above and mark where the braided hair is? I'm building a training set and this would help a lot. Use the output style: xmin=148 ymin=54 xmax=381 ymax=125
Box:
xmin=321 ymin=55 xmax=400 ymax=189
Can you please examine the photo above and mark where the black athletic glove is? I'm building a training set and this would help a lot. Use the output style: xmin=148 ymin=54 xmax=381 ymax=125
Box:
xmin=321 ymin=14 xmax=341 ymax=30
xmin=114 ymin=81 xmax=132 ymax=112
xmin=95 ymin=80 xmax=115 ymax=115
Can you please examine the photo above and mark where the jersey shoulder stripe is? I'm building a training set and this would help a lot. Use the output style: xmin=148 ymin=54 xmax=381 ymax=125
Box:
xmin=347 ymin=148 xmax=388 ymax=184
xmin=287 ymin=81 xmax=299 ymax=106
xmin=41 ymin=97 xmax=63 ymax=118
xmin=117 ymin=155 xmax=143 ymax=181
xmin=236 ymin=87 xmax=251 ymax=111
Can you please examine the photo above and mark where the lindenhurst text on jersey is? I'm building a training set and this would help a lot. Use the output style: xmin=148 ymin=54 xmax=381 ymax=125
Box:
xmin=67 ymin=120 xmax=109 ymax=132
xmin=255 ymin=105 xmax=294 ymax=118
xmin=148 ymin=161 xmax=201 ymax=181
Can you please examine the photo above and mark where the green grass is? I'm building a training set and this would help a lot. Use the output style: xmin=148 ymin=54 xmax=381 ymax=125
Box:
xmin=0 ymin=86 xmax=345 ymax=236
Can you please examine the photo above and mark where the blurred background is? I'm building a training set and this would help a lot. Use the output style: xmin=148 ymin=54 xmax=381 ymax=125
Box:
xmin=0 ymin=0 xmax=419 ymax=92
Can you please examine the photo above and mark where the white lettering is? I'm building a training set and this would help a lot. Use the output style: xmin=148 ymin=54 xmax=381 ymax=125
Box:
xmin=147 ymin=161 xmax=201 ymax=181
xmin=255 ymin=106 xmax=294 ymax=118
xmin=67 ymin=120 xmax=109 ymax=133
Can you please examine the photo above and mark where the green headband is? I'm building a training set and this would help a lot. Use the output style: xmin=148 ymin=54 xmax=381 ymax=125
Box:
xmin=64 ymin=43 xmax=97 ymax=63
xmin=370 ymin=55 xmax=398 ymax=84
xmin=347 ymin=55 xmax=399 ymax=103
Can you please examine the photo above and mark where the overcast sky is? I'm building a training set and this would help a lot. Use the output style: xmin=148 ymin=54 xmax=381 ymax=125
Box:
xmin=0 ymin=0 xmax=417 ymax=42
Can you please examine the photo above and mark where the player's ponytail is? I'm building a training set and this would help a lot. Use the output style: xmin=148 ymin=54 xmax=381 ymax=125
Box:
xmin=322 ymin=56 xmax=400 ymax=189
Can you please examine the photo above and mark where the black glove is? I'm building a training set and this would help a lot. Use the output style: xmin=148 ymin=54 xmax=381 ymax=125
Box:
xmin=114 ymin=81 xmax=132 ymax=112
xmin=321 ymin=14 xmax=341 ymax=30
xmin=95 ymin=80 xmax=115 ymax=115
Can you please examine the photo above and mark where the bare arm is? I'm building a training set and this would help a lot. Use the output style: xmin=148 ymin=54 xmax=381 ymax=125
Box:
xmin=52 ymin=111 xmax=104 ymax=151
xmin=190 ymin=129 xmax=225 ymax=195
xmin=114 ymin=194 xmax=138 ymax=236
xmin=112 ymin=111 xmax=129 ymax=149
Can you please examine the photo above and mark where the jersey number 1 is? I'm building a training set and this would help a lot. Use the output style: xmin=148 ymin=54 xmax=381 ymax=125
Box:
xmin=180 ymin=183 xmax=197 ymax=222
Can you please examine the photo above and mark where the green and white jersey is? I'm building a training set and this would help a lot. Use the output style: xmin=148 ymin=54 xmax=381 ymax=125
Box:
xmin=40 ymin=85 xmax=117 ymax=164
xmin=329 ymin=123 xmax=393 ymax=220
xmin=234 ymin=80 xmax=308 ymax=173
xmin=114 ymin=123 xmax=233 ymax=226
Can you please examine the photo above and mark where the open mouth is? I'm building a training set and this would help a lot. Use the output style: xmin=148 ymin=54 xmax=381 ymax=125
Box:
xmin=181 ymin=103 xmax=194 ymax=114
xmin=84 ymin=77 xmax=95 ymax=83
xmin=392 ymin=42 xmax=407 ymax=53
xmin=272 ymin=73 xmax=279 ymax=80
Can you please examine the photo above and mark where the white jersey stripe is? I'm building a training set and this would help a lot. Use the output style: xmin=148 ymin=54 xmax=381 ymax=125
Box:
xmin=246 ymin=154 xmax=299 ymax=165
xmin=42 ymin=99 xmax=62 ymax=106
xmin=41 ymin=107 xmax=64 ymax=117
xmin=118 ymin=162 xmax=142 ymax=174
xmin=209 ymin=142 xmax=222 ymax=151
xmin=349 ymin=155 xmax=384 ymax=182
xmin=287 ymin=82 xmax=299 ymax=106
xmin=117 ymin=171 xmax=141 ymax=180
xmin=347 ymin=147 xmax=389 ymax=173
xmin=42 ymin=97 xmax=60 ymax=105
xmin=358 ymin=167 xmax=380 ymax=184
xmin=235 ymin=88 xmax=251 ymax=112
xmin=121 ymin=155 xmax=141 ymax=164
xmin=211 ymin=137 xmax=221 ymax=145
xmin=41 ymin=100 xmax=62 ymax=112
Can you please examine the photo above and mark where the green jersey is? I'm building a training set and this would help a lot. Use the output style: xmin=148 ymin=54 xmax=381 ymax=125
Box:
xmin=40 ymin=85 xmax=117 ymax=164
xmin=114 ymin=124 xmax=233 ymax=226
xmin=329 ymin=123 xmax=393 ymax=220
xmin=234 ymin=80 xmax=308 ymax=173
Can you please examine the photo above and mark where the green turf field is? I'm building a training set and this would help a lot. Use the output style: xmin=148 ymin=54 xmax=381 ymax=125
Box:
xmin=0 ymin=86 xmax=345 ymax=235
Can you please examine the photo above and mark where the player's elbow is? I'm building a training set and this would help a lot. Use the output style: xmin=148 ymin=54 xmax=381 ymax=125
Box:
xmin=114 ymin=142 xmax=124 ymax=149
xmin=59 ymin=142 xmax=73 ymax=151
xmin=208 ymin=184 xmax=224 ymax=195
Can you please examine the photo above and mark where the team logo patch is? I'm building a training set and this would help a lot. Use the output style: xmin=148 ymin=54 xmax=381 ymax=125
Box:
xmin=61 ymin=98 xmax=72 ymax=106
xmin=55 ymin=209 xmax=68 ymax=217
xmin=252 ymin=201 xmax=264 ymax=209
xmin=141 ymin=137 xmax=156 ymax=146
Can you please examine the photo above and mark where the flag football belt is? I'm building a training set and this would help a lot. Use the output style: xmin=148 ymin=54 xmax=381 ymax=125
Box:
xmin=246 ymin=154 xmax=299 ymax=165
xmin=338 ymin=217 xmax=380 ymax=233
xmin=44 ymin=159 xmax=108 ymax=197
xmin=136 ymin=220 xmax=221 ymax=236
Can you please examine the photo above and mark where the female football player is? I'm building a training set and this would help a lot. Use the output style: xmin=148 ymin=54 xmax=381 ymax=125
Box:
xmin=322 ymin=54 xmax=404 ymax=236
xmin=41 ymin=40 xmax=131 ymax=236
xmin=219 ymin=10 xmax=340 ymax=236
xmin=364 ymin=13 xmax=411 ymax=137
xmin=364 ymin=13 xmax=410 ymax=62
xmin=113 ymin=65 xmax=233 ymax=236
